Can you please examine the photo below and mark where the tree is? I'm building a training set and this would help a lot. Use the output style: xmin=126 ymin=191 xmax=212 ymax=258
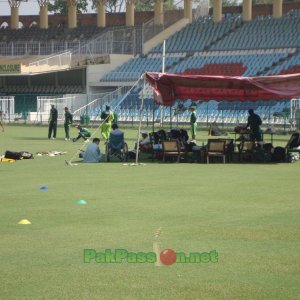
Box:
xmin=194 ymin=0 xmax=239 ymax=8
xmin=252 ymin=0 xmax=273 ymax=4
xmin=135 ymin=0 xmax=174 ymax=12
xmin=222 ymin=0 xmax=239 ymax=6
xmin=92 ymin=0 xmax=175 ymax=13
xmin=48 ymin=0 xmax=89 ymax=14
xmin=104 ymin=0 xmax=126 ymax=13
xmin=135 ymin=0 xmax=154 ymax=11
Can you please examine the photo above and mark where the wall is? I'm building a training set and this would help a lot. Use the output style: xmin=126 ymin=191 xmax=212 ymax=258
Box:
xmin=0 ymin=10 xmax=183 ymax=28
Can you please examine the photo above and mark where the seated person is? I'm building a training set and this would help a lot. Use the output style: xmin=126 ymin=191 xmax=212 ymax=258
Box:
xmin=107 ymin=124 xmax=128 ymax=161
xmin=135 ymin=131 xmax=151 ymax=153
xmin=110 ymin=123 xmax=123 ymax=136
xmin=82 ymin=138 xmax=103 ymax=163
xmin=209 ymin=122 xmax=228 ymax=136
xmin=73 ymin=125 xmax=91 ymax=142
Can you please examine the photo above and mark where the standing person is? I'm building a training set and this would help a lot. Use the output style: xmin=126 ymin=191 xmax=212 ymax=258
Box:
xmin=0 ymin=111 xmax=4 ymax=132
xmin=73 ymin=125 xmax=91 ymax=142
xmin=189 ymin=105 xmax=197 ymax=141
xmin=244 ymin=109 xmax=262 ymax=141
xmin=64 ymin=107 xmax=73 ymax=141
xmin=82 ymin=138 xmax=103 ymax=163
xmin=101 ymin=105 xmax=114 ymax=140
xmin=48 ymin=104 xmax=58 ymax=139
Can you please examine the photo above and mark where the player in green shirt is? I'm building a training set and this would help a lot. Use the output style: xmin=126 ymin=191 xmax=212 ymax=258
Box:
xmin=189 ymin=105 xmax=197 ymax=141
xmin=101 ymin=105 xmax=114 ymax=140
xmin=73 ymin=125 xmax=91 ymax=142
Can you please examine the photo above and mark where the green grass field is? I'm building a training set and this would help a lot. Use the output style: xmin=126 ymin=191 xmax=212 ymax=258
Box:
xmin=0 ymin=125 xmax=300 ymax=300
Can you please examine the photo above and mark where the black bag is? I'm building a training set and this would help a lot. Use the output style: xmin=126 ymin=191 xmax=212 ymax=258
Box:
xmin=152 ymin=130 xmax=167 ymax=144
xmin=5 ymin=151 xmax=23 ymax=160
xmin=272 ymin=147 xmax=286 ymax=162
xmin=170 ymin=128 xmax=181 ymax=140
xmin=184 ymin=141 xmax=196 ymax=152
xmin=157 ymin=129 xmax=167 ymax=141
xmin=287 ymin=133 xmax=300 ymax=149
xmin=252 ymin=149 xmax=271 ymax=163
xmin=100 ymin=111 xmax=109 ymax=122
xmin=128 ymin=150 xmax=136 ymax=159
xmin=263 ymin=143 xmax=274 ymax=154
xmin=180 ymin=129 xmax=189 ymax=142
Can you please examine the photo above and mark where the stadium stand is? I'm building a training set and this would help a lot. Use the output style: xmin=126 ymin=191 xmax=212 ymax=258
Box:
xmin=0 ymin=26 xmax=106 ymax=43
xmin=211 ymin=12 xmax=300 ymax=51
xmin=98 ymin=11 xmax=300 ymax=125
xmin=2 ymin=8 xmax=300 ymax=126
xmin=150 ymin=15 xmax=243 ymax=53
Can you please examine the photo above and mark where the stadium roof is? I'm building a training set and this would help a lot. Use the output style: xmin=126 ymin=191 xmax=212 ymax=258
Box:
xmin=146 ymin=72 xmax=300 ymax=105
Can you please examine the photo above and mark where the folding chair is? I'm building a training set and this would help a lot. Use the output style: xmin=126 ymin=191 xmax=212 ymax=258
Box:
xmin=238 ymin=141 xmax=255 ymax=162
xmin=105 ymin=131 xmax=128 ymax=162
xmin=162 ymin=140 xmax=185 ymax=163
xmin=206 ymin=140 xmax=226 ymax=163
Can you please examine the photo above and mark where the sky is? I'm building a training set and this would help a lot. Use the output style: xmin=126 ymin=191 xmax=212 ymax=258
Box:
xmin=0 ymin=0 xmax=205 ymax=17
xmin=0 ymin=0 xmax=95 ymax=16
xmin=0 ymin=0 xmax=41 ymax=16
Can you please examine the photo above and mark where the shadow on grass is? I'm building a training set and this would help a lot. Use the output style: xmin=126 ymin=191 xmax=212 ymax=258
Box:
xmin=15 ymin=137 xmax=59 ymax=141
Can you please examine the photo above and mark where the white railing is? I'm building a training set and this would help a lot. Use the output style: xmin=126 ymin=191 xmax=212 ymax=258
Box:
xmin=99 ymin=71 xmax=143 ymax=82
xmin=291 ymin=98 xmax=300 ymax=130
xmin=34 ymin=93 xmax=107 ymax=123
xmin=0 ymin=26 xmax=143 ymax=57
xmin=28 ymin=51 xmax=72 ymax=73
xmin=73 ymin=86 xmax=131 ymax=120
xmin=0 ymin=96 xmax=15 ymax=122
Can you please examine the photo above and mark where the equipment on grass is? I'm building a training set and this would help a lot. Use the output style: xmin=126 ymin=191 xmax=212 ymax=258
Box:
xmin=5 ymin=151 xmax=23 ymax=160
xmin=272 ymin=147 xmax=286 ymax=162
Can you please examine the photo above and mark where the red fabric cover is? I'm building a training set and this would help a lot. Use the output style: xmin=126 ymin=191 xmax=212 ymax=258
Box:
xmin=146 ymin=72 xmax=300 ymax=106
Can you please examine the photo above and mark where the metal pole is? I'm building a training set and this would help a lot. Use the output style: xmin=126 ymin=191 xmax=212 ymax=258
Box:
xmin=162 ymin=40 xmax=166 ymax=73
xmin=206 ymin=102 xmax=209 ymax=127
xmin=136 ymin=73 xmax=146 ymax=164
xmin=152 ymin=99 xmax=155 ymax=134
xmin=160 ymin=40 xmax=166 ymax=127
xmin=170 ymin=105 xmax=172 ymax=129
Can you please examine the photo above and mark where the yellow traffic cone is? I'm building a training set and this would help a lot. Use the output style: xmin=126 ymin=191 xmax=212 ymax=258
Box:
xmin=18 ymin=219 xmax=31 ymax=225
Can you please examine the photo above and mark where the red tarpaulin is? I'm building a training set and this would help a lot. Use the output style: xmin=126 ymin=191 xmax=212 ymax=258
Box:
xmin=146 ymin=72 xmax=300 ymax=106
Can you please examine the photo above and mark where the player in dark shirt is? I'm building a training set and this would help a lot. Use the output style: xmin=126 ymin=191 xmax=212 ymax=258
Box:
xmin=48 ymin=104 xmax=58 ymax=139
xmin=244 ymin=109 xmax=262 ymax=141
xmin=64 ymin=107 xmax=73 ymax=141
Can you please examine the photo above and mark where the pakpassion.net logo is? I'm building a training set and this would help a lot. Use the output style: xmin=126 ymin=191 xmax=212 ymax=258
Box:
xmin=84 ymin=248 xmax=218 ymax=266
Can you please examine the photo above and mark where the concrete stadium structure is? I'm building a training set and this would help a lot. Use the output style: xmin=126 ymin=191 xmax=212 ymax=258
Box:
xmin=1 ymin=1 xmax=300 ymax=128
